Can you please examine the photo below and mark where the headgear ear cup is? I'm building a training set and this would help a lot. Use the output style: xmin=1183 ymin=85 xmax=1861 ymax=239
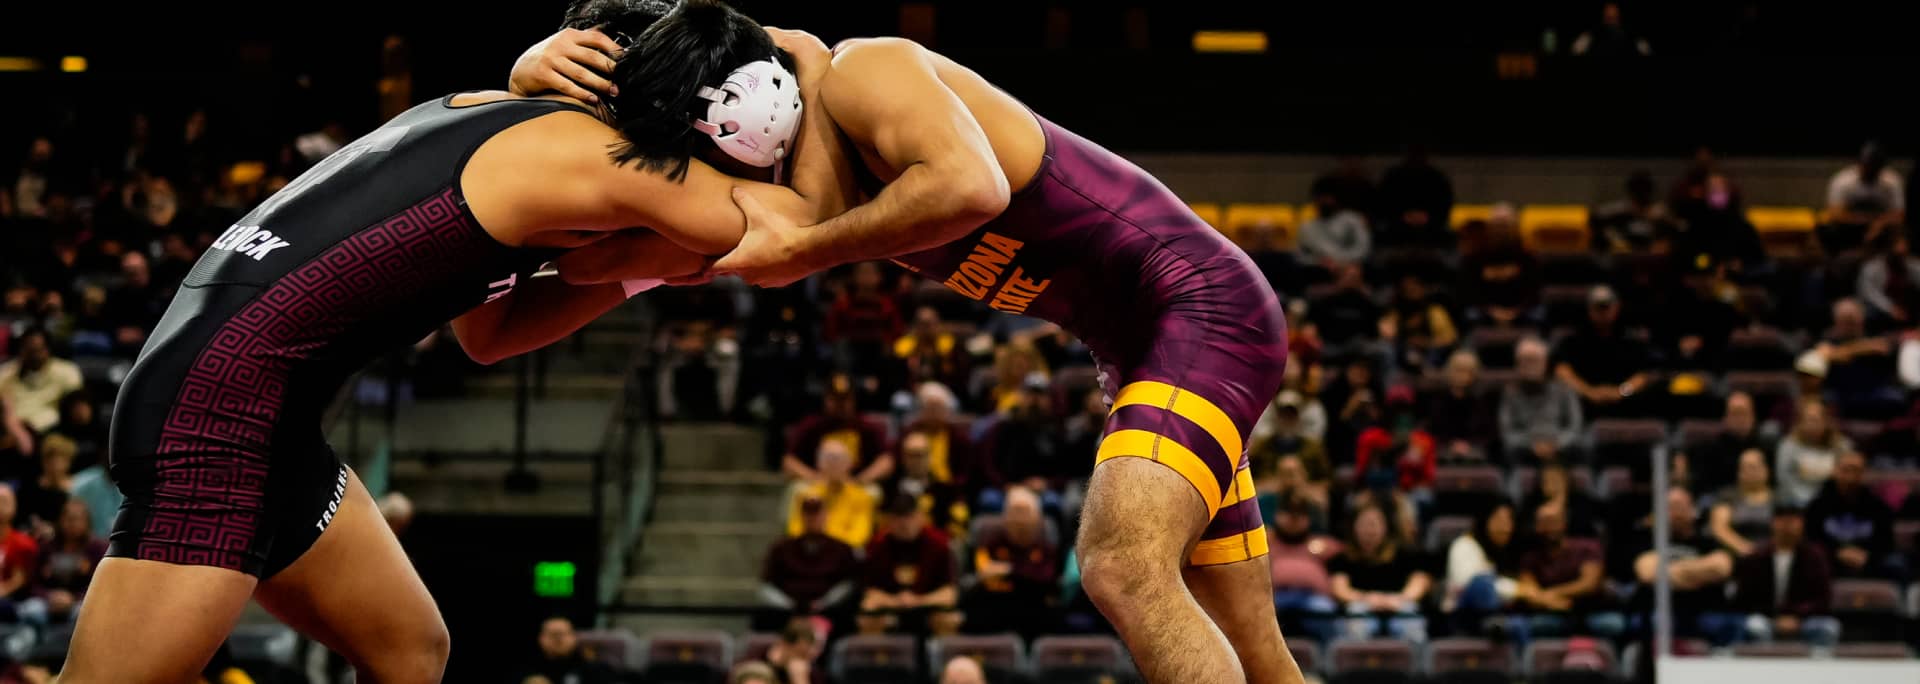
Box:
xmin=690 ymin=57 xmax=804 ymax=170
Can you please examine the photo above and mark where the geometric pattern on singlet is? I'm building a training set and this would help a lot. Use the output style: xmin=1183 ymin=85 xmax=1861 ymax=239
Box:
xmin=140 ymin=188 xmax=477 ymax=570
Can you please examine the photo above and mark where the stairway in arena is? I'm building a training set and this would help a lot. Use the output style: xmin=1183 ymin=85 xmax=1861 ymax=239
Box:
xmin=615 ymin=422 xmax=780 ymax=634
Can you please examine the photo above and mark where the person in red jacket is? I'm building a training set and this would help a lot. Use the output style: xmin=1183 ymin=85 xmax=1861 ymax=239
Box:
xmin=1352 ymin=386 xmax=1437 ymax=504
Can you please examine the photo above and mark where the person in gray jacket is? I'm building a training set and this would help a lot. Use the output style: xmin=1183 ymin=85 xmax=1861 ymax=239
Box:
xmin=1500 ymin=337 xmax=1585 ymax=464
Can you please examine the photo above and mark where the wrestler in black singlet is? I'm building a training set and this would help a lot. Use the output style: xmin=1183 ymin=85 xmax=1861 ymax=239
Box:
xmin=108 ymin=95 xmax=588 ymax=577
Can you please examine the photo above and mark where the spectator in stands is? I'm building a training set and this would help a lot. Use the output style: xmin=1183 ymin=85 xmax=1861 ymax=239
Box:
xmin=1500 ymin=337 xmax=1584 ymax=465
xmin=1298 ymin=177 xmax=1371 ymax=268
xmin=1688 ymin=392 xmax=1775 ymax=495
xmin=1667 ymin=172 xmax=1764 ymax=276
xmin=1571 ymin=2 xmax=1652 ymax=57
xmin=0 ymin=394 xmax=30 ymax=466
xmin=1857 ymin=231 xmax=1920 ymax=326
xmin=973 ymin=372 xmax=1063 ymax=509
xmin=1375 ymin=146 xmax=1455 ymax=251
xmin=1423 ymin=350 xmax=1497 ymax=461
xmin=1269 ymin=490 xmax=1341 ymax=642
xmin=1593 ymin=171 xmax=1673 ymax=253
xmin=1634 ymin=488 xmax=1738 ymax=644
xmin=1352 ymin=386 xmax=1436 ymax=507
xmin=0 ymin=483 xmax=34 ymax=604
xmin=938 ymin=656 xmax=987 ymax=684
xmin=860 ymin=494 xmax=961 ymax=636
xmin=1707 ymin=449 xmax=1777 ymax=557
xmin=782 ymin=378 xmax=893 ymax=484
xmin=1805 ymin=451 xmax=1896 ymax=579
xmin=1460 ymin=221 xmax=1541 ymax=327
xmin=1445 ymin=499 xmax=1522 ymax=618
xmin=48 ymin=391 xmax=103 ymax=471
xmin=786 ymin=444 xmax=878 ymax=549
xmin=962 ymin=487 xmax=1059 ymax=638
xmin=894 ymin=306 xmax=968 ymax=392
xmin=1521 ymin=463 xmax=1600 ymax=538
xmin=974 ymin=340 xmax=1048 ymax=415
xmin=1309 ymin=265 xmax=1385 ymax=353
xmin=103 ymin=251 xmax=166 ymax=354
xmin=1271 ymin=453 xmax=1331 ymax=533
xmin=10 ymin=137 xmax=54 ymax=218
xmin=764 ymin=495 xmax=860 ymax=620
xmin=0 ymin=328 xmax=83 ymax=433
xmin=729 ymin=662 xmax=778 ymax=684
xmin=825 ymin=261 xmax=903 ymax=386
xmin=1380 ymin=275 xmax=1457 ymax=376
xmin=1328 ymin=502 xmax=1430 ymax=640
xmin=520 ymin=617 xmax=616 ymax=684
xmin=901 ymin=382 xmax=972 ymax=487
xmin=1824 ymin=141 xmax=1905 ymax=253
xmin=1518 ymin=500 xmax=1616 ymax=636
xmin=882 ymin=430 xmax=968 ymax=539
xmin=1256 ymin=365 xmax=1329 ymax=452
xmin=1555 ymin=286 xmax=1656 ymax=419
xmin=1321 ymin=354 xmax=1384 ymax=465
xmin=1775 ymin=400 xmax=1850 ymax=506
xmin=1252 ymin=392 xmax=1330 ymax=504
xmin=1731 ymin=504 xmax=1840 ymax=646
xmin=1819 ymin=298 xmax=1903 ymax=419
xmin=19 ymin=499 xmax=103 ymax=626
xmin=17 ymin=433 xmax=74 ymax=530
xmin=761 ymin=622 xmax=823 ymax=684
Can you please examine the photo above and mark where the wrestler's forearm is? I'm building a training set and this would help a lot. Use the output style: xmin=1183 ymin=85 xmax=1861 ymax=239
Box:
xmin=792 ymin=162 xmax=1004 ymax=271
xmin=452 ymin=276 xmax=625 ymax=365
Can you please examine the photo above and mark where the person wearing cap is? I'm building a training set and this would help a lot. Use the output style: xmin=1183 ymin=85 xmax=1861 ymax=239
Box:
xmin=762 ymin=492 xmax=860 ymax=626
xmin=1729 ymin=503 xmax=1839 ymax=646
xmin=781 ymin=374 xmax=895 ymax=485
xmin=1825 ymin=140 xmax=1906 ymax=252
xmin=1552 ymin=285 xmax=1654 ymax=419
xmin=973 ymin=371 xmax=1064 ymax=510
xmin=859 ymin=493 xmax=961 ymax=636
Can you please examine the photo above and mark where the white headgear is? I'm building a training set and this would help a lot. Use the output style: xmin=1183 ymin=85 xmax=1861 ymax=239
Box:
xmin=690 ymin=57 xmax=803 ymax=170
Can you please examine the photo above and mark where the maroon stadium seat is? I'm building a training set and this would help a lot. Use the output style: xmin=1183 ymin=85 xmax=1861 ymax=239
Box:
xmin=1725 ymin=326 xmax=1793 ymax=370
xmin=735 ymin=633 xmax=778 ymax=665
xmin=831 ymin=634 xmax=916 ymax=684
xmin=1469 ymin=327 xmax=1531 ymax=369
xmin=928 ymin=634 xmax=1026 ymax=679
xmin=1723 ymin=372 xmax=1799 ymax=418
xmin=1328 ymin=639 xmax=1416 ymax=676
xmin=576 ymin=629 xmax=644 ymax=669
xmin=1425 ymin=637 xmax=1515 ymax=679
xmin=1832 ymin=643 xmax=1915 ymax=659
xmin=1730 ymin=642 xmax=1812 ymax=659
xmin=1032 ymin=635 xmax=1125 ymax=682
xmin=1675 ymin=419 xmax=1724 ymax=454
xmin=641 ymin=630 xmax=733 ymax=682
xmin=1289 ymin=639 xmax=1323 ymax=677
xmin=1510 ymin=466 xmax=1594 ymax=502
xmin=1894 ymin=520 xmax=1920 ymax=556
xmin=1598 ymin=466 xmax=1633 ymax=499
xmin=1425 ymin=515 xmax=1474 ymax=553
xmin=1524 ymin=638 xmax=1617 ymax=680
xmin=1436 ymin=466 xmax=1505 ymax=494
xmin=1834 ymin=578 xmax=1902 ymax=614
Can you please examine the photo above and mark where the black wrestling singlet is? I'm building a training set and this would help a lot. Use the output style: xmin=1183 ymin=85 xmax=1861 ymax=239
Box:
xmin=108 ymin=95 xmax=583 ymax=576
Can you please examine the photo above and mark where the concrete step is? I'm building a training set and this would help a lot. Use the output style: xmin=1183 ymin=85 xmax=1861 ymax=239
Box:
xmin=658 ymin=423 xmax=769 ymax=472
xmin=327 ymin=398 xmax=615 ymax=454
xmin=635 ymin=521 xmax=782 ymax=580
xmin=464 ymin=372 xmax=627 ymax=400
xmin=608 ymin=613 xmax=750 ymax=637
xmin=654 ymin=470 xmax=788 ymax=498
xmin=650 ymin=490 xmax=787 ymax=524
xmin=620 ymin=575 xmax=761 ymax=607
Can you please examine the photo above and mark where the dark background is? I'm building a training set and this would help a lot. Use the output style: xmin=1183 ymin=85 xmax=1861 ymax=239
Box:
xmin=3 ymin=1 xmax=1918 ymax=163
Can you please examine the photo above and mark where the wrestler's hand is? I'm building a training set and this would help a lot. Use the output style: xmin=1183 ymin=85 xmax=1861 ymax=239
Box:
xmin=714 ymin=187 xmax=823 ymax=288
xmin=764 ymin=27 xmax=831 ymax=83
xmin=510 ymin=28 xmax=621 ymax=104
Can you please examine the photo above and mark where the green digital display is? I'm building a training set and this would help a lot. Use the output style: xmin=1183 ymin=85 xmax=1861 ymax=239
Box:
xmin=534 ymin=561 xmax=576 ymax=598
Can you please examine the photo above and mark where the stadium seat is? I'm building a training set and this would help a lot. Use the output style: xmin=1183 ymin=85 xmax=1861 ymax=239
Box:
xmin=1893 ymin=520 xmax=1920 ymax=557
xmin=1327 ymin=639 xmax=1417 ymax=684
xmin=1289 ymin=639 xmax=1324 ymax=678
xmin=1597 ymin=466 xmax=1633 ymax=500
xmin=1735 ymin=286 xmax=1775 ymax=322
xmin=1224 ymin=203 xmax=1299 ymax=252
xmin=1833 ymin=643 xmax=1915 ymax=660
xmin=1541 ymin=285 xmax=1595 ymax=330
xmin=1425 ymin=638 xmax=1515 ymax=684
xmin=1519 ymin=205 xmax=1591 ymax=253
xmin=1468 ymin=327 xmax=1530 ymax=369
xmin=1031 ymin=635 xmax=1125 ymax=684
xmin=1909 ymin=583 xmax=1920 ymax=620
xmin=1475 ymin=368 xmax=1521 ymax=396
xmin=1724 ymin=327 xmax=1794 ymax=371
xmin=641 ymin=631 xmax=733 ymax=684
xmin=1433 ymin=465 xmax=1505 ymax=518
xmin=227 ymin=622 xmax=301 ymax=676
xmin=1620 ymin=639 xmax=1709 ymax=682
xmin=1838 ymin=420 xmax=1882 ymax=448
xmin=1524 ymin=638 xmax=1616 ymax=684
xmin=1189 ymin=203 xmax=1223 ymax=230
xmin=1452 ymin=205 xmax=1496 ymax=230
xmin=1729 ymin=642 xmax=1812 ymax=659
xmin=1510 ymin=466 xmax=1596 ymax=502
xmin=1539 ymin=252 xmax=1607 ymax=286
xmin=1674 ymin=419 xmax=1724 ymax=454
xmin=1425 ymin=515 xmax=1474 ymax=553
xmin=1747 ymin=206 xmax=1817 ymax=233
xmin=1722 ymin=372 xmax=1799 ymax=419
xmin=832 ymin=634 xmax=917 ymax=684
xmin=928 ymin=634 xmax=1026 ymax=683
xmin=735 ymin=633 xmax=778 ymax=665
xmin=1833 ymin=578 xmax=1903 ymax=641
xmin=1589 ymin=419 xmax=1668 ymax=468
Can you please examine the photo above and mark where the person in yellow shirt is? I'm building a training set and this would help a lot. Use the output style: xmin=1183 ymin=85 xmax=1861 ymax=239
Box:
xmin=787 ymin=441 xmax=878 ymax=549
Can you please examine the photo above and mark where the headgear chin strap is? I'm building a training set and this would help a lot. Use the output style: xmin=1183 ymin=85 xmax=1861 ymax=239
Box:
xmin=691 ymin=57 xmax=803 ymax=177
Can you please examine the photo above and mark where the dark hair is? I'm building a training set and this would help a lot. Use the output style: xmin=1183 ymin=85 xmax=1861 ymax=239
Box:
xmin=779 ymin=621 xmax=816 ymax=646
xmin=562 ymin=0 xmax=673 ymax=31
xmin=605 ymin=0 xmax=791 ymax=181
xmin=1470 ymin=497 xmax=1523 ymax=573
